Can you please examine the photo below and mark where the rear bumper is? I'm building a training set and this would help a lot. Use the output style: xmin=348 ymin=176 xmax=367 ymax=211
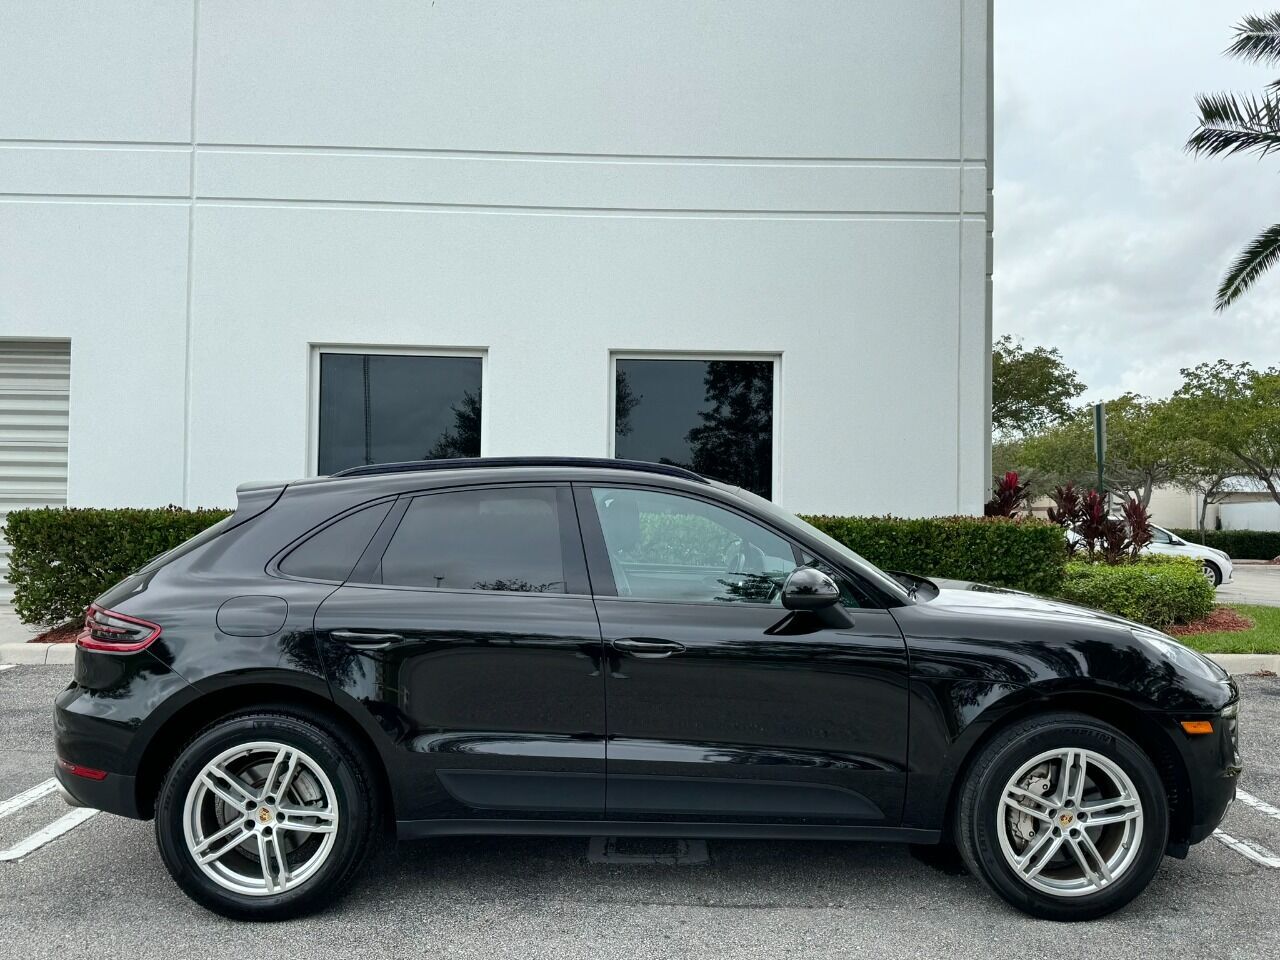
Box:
xmin=53 ymin=762 xmax=140 ymax=818
xmin=53 ymin=682 xmax=144 ymax=819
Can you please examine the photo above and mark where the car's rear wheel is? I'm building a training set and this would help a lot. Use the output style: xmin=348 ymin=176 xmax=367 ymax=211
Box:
xmin=956 ymin=712 xmax=1168 ymax=921
xmin=155 ymin=710 xmax=378 ymax=920
xmin=1201 ymin=561 xmax=1222 ymax=588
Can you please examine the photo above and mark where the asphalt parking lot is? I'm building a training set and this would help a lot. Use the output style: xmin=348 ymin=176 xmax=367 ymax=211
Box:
xmin=1219 ymin=561 xmax=1280 ymax=607
xmin=0 ymin=665 xmax=1278 ymax=960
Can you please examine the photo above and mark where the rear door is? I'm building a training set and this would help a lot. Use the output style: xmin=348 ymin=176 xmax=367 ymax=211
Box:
xmin=311 ymin=483 xmax=606 ymax=823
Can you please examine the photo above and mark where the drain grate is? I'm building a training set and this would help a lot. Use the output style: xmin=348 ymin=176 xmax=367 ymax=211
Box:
xmin=588 ymin=836 xmax=709 ymax=865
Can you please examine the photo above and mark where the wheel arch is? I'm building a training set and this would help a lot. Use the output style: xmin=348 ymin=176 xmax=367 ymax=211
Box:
xmin=939 ymin=690 xmax=1193 ymax=852
xmin=133 ymin=680 xmax=395 ymax=828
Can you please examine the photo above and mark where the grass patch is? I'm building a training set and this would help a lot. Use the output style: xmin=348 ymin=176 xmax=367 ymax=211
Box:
xmin=1177 ymin=605 xmax=1280 ymax=655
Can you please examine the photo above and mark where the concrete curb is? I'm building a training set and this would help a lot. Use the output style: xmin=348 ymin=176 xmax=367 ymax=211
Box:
xmin=0 ymin=642 xmax=75 ymax=665
xmin=1207 ymin=653 xmax=1280 ymax=676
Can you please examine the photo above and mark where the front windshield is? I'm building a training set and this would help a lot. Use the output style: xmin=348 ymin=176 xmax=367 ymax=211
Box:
xmin=719 ymin=483 xmax=913 ymax=604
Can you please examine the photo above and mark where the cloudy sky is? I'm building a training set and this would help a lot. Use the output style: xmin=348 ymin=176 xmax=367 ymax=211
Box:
xmin=995 ymin=1 xmax=1280 ymax=401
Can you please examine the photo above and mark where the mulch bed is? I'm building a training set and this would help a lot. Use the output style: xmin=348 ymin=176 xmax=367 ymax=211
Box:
xmin=30 ymin=621 xmax=80 ymax=644
xmin=1168 ymin=607 xmax=1256 ymax=637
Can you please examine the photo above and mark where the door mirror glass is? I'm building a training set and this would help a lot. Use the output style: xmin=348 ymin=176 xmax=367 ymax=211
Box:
xmin=781 ymin=566 xmax=841 ymax=611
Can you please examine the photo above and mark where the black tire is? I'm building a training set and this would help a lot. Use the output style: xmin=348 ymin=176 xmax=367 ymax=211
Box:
xmin=955 ymin=712 xmax=1168 ymax=921
xmin=155 ymin=708 xmax=379 ymax=920
xmin=1202 ymin=561 xmax=1223 ymax=588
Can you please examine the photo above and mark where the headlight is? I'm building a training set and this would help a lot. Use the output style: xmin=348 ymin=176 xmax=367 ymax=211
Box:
xmin=1220 ymin=701 xmax=1239 ymax=719
xmin=1129 ymin=627 xmax=1226 ymax=682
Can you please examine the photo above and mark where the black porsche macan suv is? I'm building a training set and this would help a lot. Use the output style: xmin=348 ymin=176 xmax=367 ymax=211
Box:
xmin=54 ymin=458 xmax=1240 ymax=921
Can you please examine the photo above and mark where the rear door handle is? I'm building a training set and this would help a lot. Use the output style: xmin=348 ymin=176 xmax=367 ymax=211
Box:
xmin=331 ymin=630 xmax=404 ymax=649
xmin=611 ymin=637 xmax=685 ymax=658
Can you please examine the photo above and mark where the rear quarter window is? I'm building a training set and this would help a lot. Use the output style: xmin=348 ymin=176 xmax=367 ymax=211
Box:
xmin=278 ymin=501 xmax=392 ymax=582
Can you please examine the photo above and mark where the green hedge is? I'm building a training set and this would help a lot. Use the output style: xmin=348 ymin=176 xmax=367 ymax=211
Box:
xmin=1169 ymin=528 xmax=1280 ymax=561
xmin=800 ymin=515 xmax=1066 ymax=595
xmin=3 ymin=506 xmax=230 ymax=626
xmin=1056 ymin=556 xmax=1215 ymax=628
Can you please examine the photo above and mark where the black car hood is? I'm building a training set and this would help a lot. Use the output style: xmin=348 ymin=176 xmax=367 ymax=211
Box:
xmin=907 ymin=577 xmax=1232 ymax=688
xmin=924 ymin=578 xmax=1137 ymax=628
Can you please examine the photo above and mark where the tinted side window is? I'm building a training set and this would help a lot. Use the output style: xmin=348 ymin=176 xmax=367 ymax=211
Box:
xmin=591 ymin=487 xmax=796 ymax=604
xmin=279 ymin=501 xmax=392 ymax=581
xmin=377 ymin=488 xmax=568 ymax=593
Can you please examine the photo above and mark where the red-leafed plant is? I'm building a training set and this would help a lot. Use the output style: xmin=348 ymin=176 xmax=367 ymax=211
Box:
xmin=1097 ymin=518 xmax=1130 ymax=565
xmin=1121 ymin=497 xmax=1154 ymax=562
xmin=1077 ymin=489 xmax=1109 ymax=551
xmin=1047 ymin=482 xmax=1084 ymax=556
xmin=984 ymin=471 xmax=1030 ymax=518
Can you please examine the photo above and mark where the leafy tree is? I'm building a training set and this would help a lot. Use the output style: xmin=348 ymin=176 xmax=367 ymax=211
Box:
xmin=614 ymin=367 xmax=639 ymax=438
xmin=1019 ymin=395 xmax=1192 ymax=506
xmin=1187 ymin=12 xmax=1280 ymax=309
xmin=991 ymin=335 xmax=1086 ymax=437
xmin=1170 ymin=437 xmax=1238 ymax=537
xmin=1172 ymin=360 xmax=1280 ymax=509
xmin=685 ymin=360 xmax=774 ymax=498
xmin=426 ymin=390 xmax=481 ymax=459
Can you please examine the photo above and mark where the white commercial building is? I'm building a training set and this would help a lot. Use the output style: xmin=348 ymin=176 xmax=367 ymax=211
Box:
xmin=0 ymin=1 xmax=993 ymax=601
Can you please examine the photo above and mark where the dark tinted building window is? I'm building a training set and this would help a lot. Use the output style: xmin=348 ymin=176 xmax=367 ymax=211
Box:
xmin=279 ymin=501 xmax=392 ymax=581
xmin=377 ymin=488 xmax=567 ymax=593
xmin=317 ymin=353 xmax=482 ymax=474
xmin=614 ymin=358 xmax=774 ymax=499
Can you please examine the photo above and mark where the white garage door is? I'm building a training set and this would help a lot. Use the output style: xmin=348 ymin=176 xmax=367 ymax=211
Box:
xmin=0 ymin=340 xmax=70 ymax=606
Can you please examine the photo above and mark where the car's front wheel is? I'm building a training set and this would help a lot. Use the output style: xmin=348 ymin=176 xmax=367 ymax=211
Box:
xmin=155 ymin=709 xmax=379 ymax=920
xmin=956 ymin=712 xmax=1168 ymax=921
xmin=1201 ymin=560 xmax=1223 ymax=588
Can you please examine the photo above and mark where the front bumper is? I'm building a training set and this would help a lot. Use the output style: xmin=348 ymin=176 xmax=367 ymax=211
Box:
xmin=1175 ymin=702 xmax=1241 ymax=846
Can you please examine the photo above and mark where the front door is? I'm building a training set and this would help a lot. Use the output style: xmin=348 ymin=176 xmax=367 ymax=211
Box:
xmin=577 ymin=484 xmax=909 ymax=825
xmin=313 ymin=483 xmax=606 ymax=823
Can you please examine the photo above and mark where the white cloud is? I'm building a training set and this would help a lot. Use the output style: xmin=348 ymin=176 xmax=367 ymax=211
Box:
xmin=995 ymin=0 xmax=1280 ymax=400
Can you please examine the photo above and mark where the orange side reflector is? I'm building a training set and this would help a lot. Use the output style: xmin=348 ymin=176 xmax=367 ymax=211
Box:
xmin=1181 ymin=720 xmax=1214 ymax=735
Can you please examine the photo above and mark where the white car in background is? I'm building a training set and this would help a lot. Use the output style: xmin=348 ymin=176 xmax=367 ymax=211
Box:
xmin=1146 ymin=524 xmax=1233 ymax=587
xmin=1067 ymin=523 xmax=1234 ymax=587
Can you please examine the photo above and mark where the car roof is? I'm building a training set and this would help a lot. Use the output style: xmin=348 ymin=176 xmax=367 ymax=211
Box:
xmin=269 ymin=457 xmax=719 ymax=500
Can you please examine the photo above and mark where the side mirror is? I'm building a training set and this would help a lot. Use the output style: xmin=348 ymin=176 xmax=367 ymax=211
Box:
xmin=781 ymin=566 xmax=841 ymax=612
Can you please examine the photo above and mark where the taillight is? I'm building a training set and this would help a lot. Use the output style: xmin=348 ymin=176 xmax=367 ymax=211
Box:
xmin=76 ymin=604 xmax=162 ymax=652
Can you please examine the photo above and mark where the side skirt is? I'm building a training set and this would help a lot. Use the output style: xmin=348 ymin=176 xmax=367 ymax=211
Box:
xmin=396 ymin=818 xmax=941 ymax=844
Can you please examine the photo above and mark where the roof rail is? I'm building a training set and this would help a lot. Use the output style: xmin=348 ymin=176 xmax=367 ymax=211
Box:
xmin=329 ymin=456 xmax=710 ymax=484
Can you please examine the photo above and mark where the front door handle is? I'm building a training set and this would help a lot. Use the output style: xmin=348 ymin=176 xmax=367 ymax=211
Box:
xmin=611 ymin=637 xmax=685 ymax=658
xmin=331 ymin=630 xmax=404 ymax=649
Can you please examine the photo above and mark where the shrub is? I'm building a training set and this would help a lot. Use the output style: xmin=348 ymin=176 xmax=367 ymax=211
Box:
xmin=800 ymin=515 xmax=1066 ymax=595
xmin=3 ymin=506 xmax=230 ymax=626
xmin=1168 ymin=528 xmax=1280 ymax=561
xmin=1056 ymin=556 xmax=1215 ymax=628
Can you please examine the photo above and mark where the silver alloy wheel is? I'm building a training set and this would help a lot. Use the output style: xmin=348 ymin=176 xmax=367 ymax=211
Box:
xmin=1201 ymin=562 xmax=1220 ymax=586
xmin=996 ymin=747 xmax=1144 ymax=898
xmin=183 ymin=741 xmax=340 ymax=897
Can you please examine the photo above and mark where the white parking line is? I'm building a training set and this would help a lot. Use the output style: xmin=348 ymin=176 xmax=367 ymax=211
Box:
xmin=0 ymin=807 xmax=98 ymax=862
xmin=0 ymin=664 xmax=14 ymax=671
xmin=1214 ymin=830 xmax=1280 ymax=868
xmin=0 ymin=779 xmax=58 ymax=819
xmin=1238 ymin=789 xmax=1280 ymax=823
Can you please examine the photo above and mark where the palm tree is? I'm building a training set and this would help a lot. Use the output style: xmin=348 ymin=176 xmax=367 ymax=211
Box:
xmin=1187 ymin=12 xmax=1280 ymax=309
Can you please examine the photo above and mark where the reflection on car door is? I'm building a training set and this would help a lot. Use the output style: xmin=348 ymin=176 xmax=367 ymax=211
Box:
xmin=578 ymin=484 xmax=910 ymax=825
xmin=313 ymin=483 xmax=606 ymax=824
